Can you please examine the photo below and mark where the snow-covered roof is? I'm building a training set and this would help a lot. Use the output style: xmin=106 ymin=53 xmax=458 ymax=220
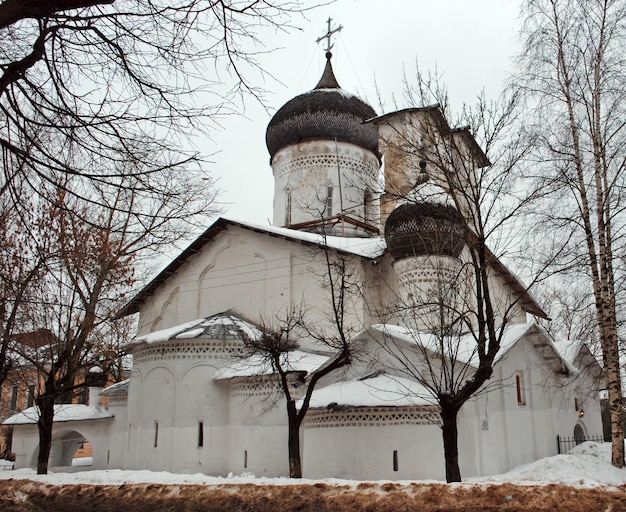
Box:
xmin=133 ymin=312 xmax=261 ymax=346
xmin=551 ymin=339 xmax=586 ymax=366
xmin=120 ymin=217 xmax=387 ymax=316
xmin=2 ymin=404 xmax=113 ymax=425
xmin=120 ymin=216 xmax=547 ymax=320
xmin=214 ymin=350 xmax=330 ymax=380
xmin=228 ymin=218 xmax=387 ymax=259
xmin=302 ymin=373 xmax=435 ymax=409
xmin=100 ymin=379 xmax=130 ymax=396
xmin=369 ymin=322 xmax=573 ymax=372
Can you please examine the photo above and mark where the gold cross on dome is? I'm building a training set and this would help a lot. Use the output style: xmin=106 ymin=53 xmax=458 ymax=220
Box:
xmin=315 ymin=17 xmax=343 ymax=54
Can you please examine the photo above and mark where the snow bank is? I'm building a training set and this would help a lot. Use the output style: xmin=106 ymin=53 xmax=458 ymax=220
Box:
xmin=2 ymin=441 xmax=625 ymax=489
xmin=474 ymin=442 xmax=626 ymax=488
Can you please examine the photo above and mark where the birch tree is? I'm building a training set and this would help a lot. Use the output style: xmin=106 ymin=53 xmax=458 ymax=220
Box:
xmin=515 ymin=0 xmax=626 ymax=467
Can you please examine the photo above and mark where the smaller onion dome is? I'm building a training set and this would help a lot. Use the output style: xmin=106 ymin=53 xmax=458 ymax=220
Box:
xmin=266 ymin=53 xmax=379 ymax=162
xmin=385 ymin=202 xmax=467 ymax=260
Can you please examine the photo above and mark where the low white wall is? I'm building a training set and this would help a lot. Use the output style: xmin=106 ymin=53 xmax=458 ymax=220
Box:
xmin=302 ymin=407 xmax=445 ymax=481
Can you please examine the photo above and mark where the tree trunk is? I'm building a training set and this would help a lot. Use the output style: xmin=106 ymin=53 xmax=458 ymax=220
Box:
xmin=286 ymin=401 xmax=302 ymax=478
xmin=441 ymin=400 xmax=461 ymax=483
xmin=600 ymin=321 xmax=624 ymax=467
xmin=36 ymin=394 xmax=55 ymax=475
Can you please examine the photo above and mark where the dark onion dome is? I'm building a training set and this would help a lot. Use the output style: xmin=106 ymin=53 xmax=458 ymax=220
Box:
xmin=266 ymin=53 xmax=379 ymax=162
xmin=385 ymin=202 xmax=467 ymax=260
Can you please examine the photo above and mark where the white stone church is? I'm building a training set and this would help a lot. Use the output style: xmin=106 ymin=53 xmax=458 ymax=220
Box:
xmin=5 ymin=48 xmax=604 ymax=481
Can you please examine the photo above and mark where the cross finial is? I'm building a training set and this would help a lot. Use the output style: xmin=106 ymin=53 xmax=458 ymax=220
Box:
xmin=315 ymin=17 xmax=343 ymax=56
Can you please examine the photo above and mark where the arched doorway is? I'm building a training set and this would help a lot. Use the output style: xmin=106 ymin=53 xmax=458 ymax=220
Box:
xmin=30 ymin=429 xmax=93 ymax=468
xmin=574 ymin=423 xmax=586 ymax=445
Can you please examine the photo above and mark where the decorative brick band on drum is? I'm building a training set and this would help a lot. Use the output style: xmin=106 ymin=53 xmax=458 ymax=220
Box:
xmin=133 ymin=339 xmax=242 ymax=363
xmin=304 ymin=406 xmax=440 ymax=428
xmin=272 ymin=152 xmax=379 ymax=181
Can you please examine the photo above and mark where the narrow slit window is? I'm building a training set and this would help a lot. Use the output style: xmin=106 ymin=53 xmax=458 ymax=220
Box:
xmin=325 ymin=186 xmax=333 ymax=217
xmin=244 ymin=450 xmax=248 ymax=469
xmin=10 ymin=385 xmax=18 ymax=411
xmin=285 ymin=190 xmax=292 ymax=226
xmin=515 ymin=374 xmax=525 ymax=405
xmin=154 ymin=421 xmax=159 ymax=447
xmin=393 ymin=450 xmax=398 ymax=472
xmin=198 ymin=421 xmax=204 ymax=448
xmin=27 ymin=384 xmax=35 ymax=408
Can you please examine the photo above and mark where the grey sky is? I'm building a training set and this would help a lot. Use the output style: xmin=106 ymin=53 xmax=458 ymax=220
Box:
xmin=203 ymin=0 xmax=522 ymax=224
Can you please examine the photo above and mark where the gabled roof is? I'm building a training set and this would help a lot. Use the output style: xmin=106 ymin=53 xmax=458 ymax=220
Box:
xmin=301 ymin=372 xmax=435 ymax=409
xmin=132 ymin=311 xmax=262 ymax=347
xmin=120 ymin=216 xmax=545 ymax=320
xmin=366 ymin=322 xmax=574 ymax=374
xmin=366 ymin=105 xmax=491 ymax=169
xmin=3 ymin=404 xmax=113 ymax=425
xmin=551 ymin=339 xmax=602 ymax=374
xmin=214 ymin=350 xmax=330 ymax=380
xmin=483 ymin=244 xmax=547 ymax=319
xmin=119 ymin=217 xmax=386 ymax=316
xmin=100 ymin=378 xmax=129 ymax=397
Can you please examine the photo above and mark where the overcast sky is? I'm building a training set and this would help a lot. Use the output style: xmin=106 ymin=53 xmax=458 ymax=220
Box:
xmin=202 ymin=0 xmax=523 ymax=225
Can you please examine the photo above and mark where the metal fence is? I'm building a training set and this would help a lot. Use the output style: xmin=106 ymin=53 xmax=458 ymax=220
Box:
xmin=556 ymin=434 xmax=605 ymax=454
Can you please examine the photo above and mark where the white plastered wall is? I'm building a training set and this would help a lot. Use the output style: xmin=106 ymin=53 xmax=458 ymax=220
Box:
xmin=271 ymin=140 xmax=380 ymax=233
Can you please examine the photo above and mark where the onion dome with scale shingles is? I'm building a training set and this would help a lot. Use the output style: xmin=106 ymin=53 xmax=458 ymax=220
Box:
xmin=385 ymin=202 xmax=468 ymax=260
xmin=266 ymin=52 xmax=379 ymax=163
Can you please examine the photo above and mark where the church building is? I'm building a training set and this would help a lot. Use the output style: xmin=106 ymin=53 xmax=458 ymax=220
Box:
xmin=5 ymin=34 xmax=604 ymax=481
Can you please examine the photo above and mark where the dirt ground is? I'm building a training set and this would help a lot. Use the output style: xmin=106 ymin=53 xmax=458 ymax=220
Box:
xmin=1 ymin=479 xmax=626 ymax=512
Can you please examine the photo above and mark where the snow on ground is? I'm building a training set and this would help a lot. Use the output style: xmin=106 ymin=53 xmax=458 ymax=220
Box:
xmin=471 ymin=442 xmax=626 ymax=488
xmin=1 ymin=441 xmax=625 ymax=489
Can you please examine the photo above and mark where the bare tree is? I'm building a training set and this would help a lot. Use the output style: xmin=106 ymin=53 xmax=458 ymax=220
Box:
xmin=0 ymin=194 xmax=49 ymax=392
xmin=8 ymin=154 xmax=205 ymax=473
xmin=514 ymin=0 xmax=626 ymax=467
xmin=371 ymin=70 xmax=543 ymax=482
xmin=536 ymin=279 xmax=599 ymax=343
xmin=8 ymin=186 xmax=133 ymax=474
xmin=0 ymin=0 xmax=309 ymax=213
xmin=240 ymin=243 xmax=362 ymax=478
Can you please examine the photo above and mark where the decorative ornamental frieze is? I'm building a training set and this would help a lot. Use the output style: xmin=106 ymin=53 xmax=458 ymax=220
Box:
xmin=134 ymin=339 xmax=244 ymax=364
xmin=230 ymin=376 xmax=301 ymax=398
xmin=231 ymin=379 xmax=283 ymax=398
xmin=304 ymin=406 xmax=440 ymax=428
xmin=273 ymin=153 xmax=378 ymax=181
xmin=107 ymin=394 xmax=128 ymax=405
xmin=395 ymin=259 xmax=460 ymax=291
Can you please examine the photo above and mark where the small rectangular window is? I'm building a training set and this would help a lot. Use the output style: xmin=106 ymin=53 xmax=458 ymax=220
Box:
xmin=515 ymin=374 xmax=525 ymax=405
xmin=574 ymin=397 xmax=579 ymax=411
xmin=154 ymin=421 xmax=159 ymax=448
xmin=27 ymin=385 xmax=35 ymax=408
xmin=244 ymin=450 xmax=248 ymax=469
xmin=325 ymin=186 xmax=333 ymax=217
xmin=10 ymin=385 xmax=18 ymax=411
xmin=198 ymin=421 xmax=204 ymax=448
xmin=393 ymin=450 xmax=398 ymax=471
